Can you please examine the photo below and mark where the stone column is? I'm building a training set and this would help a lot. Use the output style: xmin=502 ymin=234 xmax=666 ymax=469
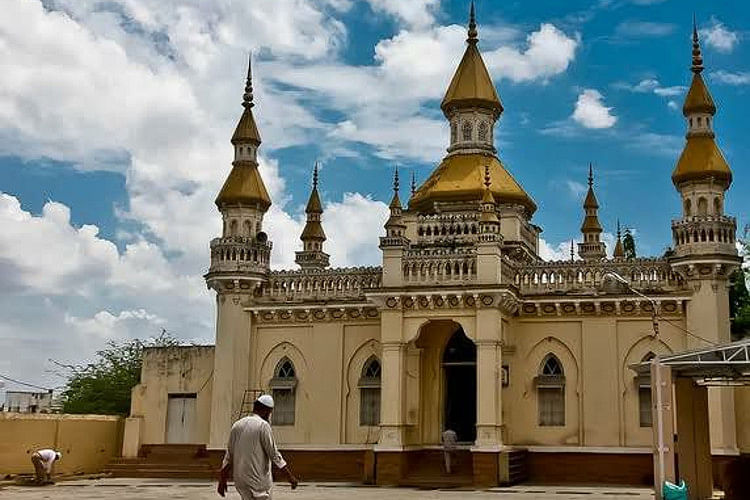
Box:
xmin=474 ymin=305 xmax=503 ymax=450
xmin=675 ymin=378 xmax=712 ymax=500
xmin=208 ymin=292 xmax=252 ymax=448
xmin=377 ymin=309 xmax=406 ymax=449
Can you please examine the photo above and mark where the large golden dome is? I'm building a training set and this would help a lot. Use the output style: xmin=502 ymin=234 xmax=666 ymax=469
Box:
xmin=672 ymin=135 xmax=732 ymax=187
xmin=409 ymin=153 xmax=536 ymax=213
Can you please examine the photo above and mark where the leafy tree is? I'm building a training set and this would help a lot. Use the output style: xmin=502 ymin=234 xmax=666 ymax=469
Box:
xmin=56 ymin=330 xmax=180 ymax=415
xmin=622 ymin=228 xmax=636 ymax=260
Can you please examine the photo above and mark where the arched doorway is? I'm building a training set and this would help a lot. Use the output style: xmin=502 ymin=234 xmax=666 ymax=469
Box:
xmin=442 ymin=327 xmax=476 ymax=443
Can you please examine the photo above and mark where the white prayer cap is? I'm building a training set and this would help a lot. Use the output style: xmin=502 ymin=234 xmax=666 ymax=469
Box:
xmin=256 ymin=394 xmax=275 ymax=408
xmin=56 ymin=452 xmax=62 ymax=460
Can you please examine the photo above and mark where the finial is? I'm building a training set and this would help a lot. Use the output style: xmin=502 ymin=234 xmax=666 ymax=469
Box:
xmin=617 ymin=218 xmax=621 ymax=238
xmin=467 ymin=1 xmax=478 ymax=43
xmin=411 ymin=171 xmax=417 ymax=195
xmin=484 ymin=164 xmax=491 ymax=190
xmin=588 ymin=163 xmax=594 ymax=187
xmin=570 ymin=240 xmax=575 ymax=261
xmin=243 ymin=52 xmax=255 ymax=109
xmin=312 ymin=161 xmax=319 ymax=189
xmin=393 ymin=168 xmax=400 ymax=194
xmin=691 ymin=15 xmax=704 ymax=74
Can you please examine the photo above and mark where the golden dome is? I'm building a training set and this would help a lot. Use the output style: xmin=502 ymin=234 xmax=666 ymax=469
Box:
xmin=581 ymin=215 xmax=602 ymax=233
xmin=583 ymin=187 xmax=598 ymax=209
xmin=409 ymin=153 xmax=535 ymax=213
xmin=672 ymin=135 xmax=732 ymax=186
xmin=301 ymin=221 xmax=326 ymax=240
xmin=683 ymin=73 xmax=716 ymax=116
xmin=232 ymin=108 xmax=261 ymax=144
xmin=215 ymin=164 xmax=271 ymax=209
xmin=305 ymin=187 xmax=323 ymax=213
xmin=441 ymin=43 xmax=502 ymax=115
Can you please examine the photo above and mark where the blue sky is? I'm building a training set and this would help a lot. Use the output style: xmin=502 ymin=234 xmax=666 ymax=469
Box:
xmin=0 ymin=0 xmax=748 ymax=392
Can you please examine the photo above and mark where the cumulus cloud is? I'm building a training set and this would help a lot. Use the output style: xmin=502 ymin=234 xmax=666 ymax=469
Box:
xmin=365 ymin=0 xmax=440 ymax=29
xmin=627 ymin=79 xmax=685 ymax=97
xmin=700 ymin=19 xmax=739 ymax=53
xmin=711 ymin=70 xmax=750 ymax=86
xmin=572 ymin=89 xmax=617 ymax=129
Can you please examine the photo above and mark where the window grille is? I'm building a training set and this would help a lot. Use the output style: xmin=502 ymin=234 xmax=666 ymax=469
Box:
xmin=359 ymin=357 xmax=381 ymax=426
xmin=536 ymin=355 xmax=565 ymax=427
xmin=270 ymin=358 xmax=297 ymax=426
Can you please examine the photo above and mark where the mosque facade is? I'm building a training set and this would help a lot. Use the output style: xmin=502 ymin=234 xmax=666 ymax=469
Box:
xmin=124 ymin=9 xmax=748 ymax=485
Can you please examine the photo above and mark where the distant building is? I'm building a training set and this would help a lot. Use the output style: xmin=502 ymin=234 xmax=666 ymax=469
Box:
xmin=3 ymin=390 xmax=54 ymax=413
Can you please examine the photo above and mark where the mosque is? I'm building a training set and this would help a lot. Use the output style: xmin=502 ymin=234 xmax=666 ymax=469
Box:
xmin=121 ymin=7 xmax=748 ymax=487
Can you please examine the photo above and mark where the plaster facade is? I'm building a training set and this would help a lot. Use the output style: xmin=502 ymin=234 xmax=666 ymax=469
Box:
xmin=124 ymin=10 xmax=747 ymax=486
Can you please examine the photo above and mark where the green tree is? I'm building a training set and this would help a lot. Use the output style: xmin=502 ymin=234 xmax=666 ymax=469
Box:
xmin=57 ymin=330 xmax=180 ymax=415
xmin=622 ymin=229 xmax=636 ymax=260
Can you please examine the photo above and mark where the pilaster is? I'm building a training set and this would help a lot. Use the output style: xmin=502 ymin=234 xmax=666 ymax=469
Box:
xmin=474 ymin=307 xmax=503 ymax=450
xmin=376 ymin=310 xmax=406 ymax=449
xmin=209 ymin=292 xmax=252 ymax=448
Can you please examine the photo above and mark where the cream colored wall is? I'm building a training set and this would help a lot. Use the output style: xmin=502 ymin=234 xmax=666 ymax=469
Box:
xmin=734 ymin=387 xmax=750 ymax=453
xmin=250 ymin=321 xmax=380 ymax=446
xmin=130 ymin=346 xmax=214 ymax=445
xmin=504 ymin=316 xmax=686 ymax=448
xmin=0 ymin=413 xmax=123 ymax=475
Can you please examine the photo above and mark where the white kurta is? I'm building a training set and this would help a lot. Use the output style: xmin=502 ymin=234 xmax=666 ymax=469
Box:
xmin=223 ymin=414 xmax=287 ymax=500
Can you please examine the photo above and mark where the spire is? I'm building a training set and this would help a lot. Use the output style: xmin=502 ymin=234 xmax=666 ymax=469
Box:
xmin=297 ymin=162 xmax=329 ymax=269
xmin=578 ymin=163 xmax=606 ymax=261
xmin=481 ymin=164 xmax=495 ymax=204
xmin=467 ymin=1 xmax=478 ymax=44
xmin=479 ymin=164 xmax=499 ymax=227
xmin=243 ymin=53 xmax=255 ymax=108
xmin=440 ymin=2 xmax=502 ymax=115
xmin=570 ymin=240 xmax=575 ymax=262
xmin=410 ymin=171 xmax=417 ymax=196
xmin=691 ymin=15 xmax=704 ymax=74
xmin=613 ymin=219 xmax=625 ymax=259
xmin=390 ymin=168 xmax=402 ymax=209
xmin=231 ymin=53 xmax=262 ymax=145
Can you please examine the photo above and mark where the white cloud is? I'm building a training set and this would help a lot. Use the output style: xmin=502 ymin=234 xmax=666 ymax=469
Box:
xmin=572 ymin=89 xmax=617 ymax=129
xmin=565 ymin=180 xmax=587 ymax=199
xmin=365 ymin=0 xmax=440 ymax=29
xmin=630 ymin=79 xmax=685 ymax=97
xmin=539 ymin=238 xmax=576 ymax=262
xmin=484 ymin=24 xmax=579 ymax=83
xmin=711 ymin=70 xmax=750 ymax=86
xmin=64 ymin=309 xmax=166 ymax=339
xmin=700 ymin=20 xmax=739 ymax=53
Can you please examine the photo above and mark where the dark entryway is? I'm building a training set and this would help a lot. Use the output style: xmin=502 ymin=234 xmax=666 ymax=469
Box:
xmin=442 ymin=327 xmax=476 ymax=443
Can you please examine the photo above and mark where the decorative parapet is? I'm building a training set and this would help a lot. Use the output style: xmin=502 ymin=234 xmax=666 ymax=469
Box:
xmin=671 ymin=214 xmax=737 ymax=258
xmin=403 ymin=246 xmax=477 ymax=283
xmin=209 ymin=236 xmax=272 ymax=275
xmin=514 ymin=258 xmax=685 ymax=296
xmin=259 ymin=266 xmax=382 ymax=301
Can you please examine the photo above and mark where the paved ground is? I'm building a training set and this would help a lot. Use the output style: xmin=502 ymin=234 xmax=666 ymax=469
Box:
xmin=0 ymin=478 xmax=655 ymax=499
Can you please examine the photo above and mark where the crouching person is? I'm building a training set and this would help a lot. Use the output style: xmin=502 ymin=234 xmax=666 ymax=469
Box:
xmin=31 ymin=449 xmax=61 ymax=484
xmin=218 ymin=394 xmax=298 ymax=500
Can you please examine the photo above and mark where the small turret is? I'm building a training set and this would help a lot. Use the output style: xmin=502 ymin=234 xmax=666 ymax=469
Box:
xmin=578 ymin=164 xmax=606 ymax=261
xmin=296 ymin=163 xmax=330 ymax=270
xmin=613 ymin=220 xmax=625 ymax=259
xmin=383 ymin=169 xmax=407 ymax=240
xmin=478 ymin=165 xmax=500 ymax=237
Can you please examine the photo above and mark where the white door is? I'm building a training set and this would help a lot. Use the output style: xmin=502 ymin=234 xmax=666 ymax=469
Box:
xmin=166 ymin=395 xmax=197 ymax=443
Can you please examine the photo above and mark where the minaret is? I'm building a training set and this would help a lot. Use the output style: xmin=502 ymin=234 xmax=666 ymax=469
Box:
xmin=380 ymin=168 xmax=409 ymax=286
xmin=296 ymin=163 xmax=330 ymax=270
xmin=208 ymin=53 xmax=272 ymax=287
xmin=578 ymin=164 xmax=606 ymax=261
xmin=613 ymin=220 xmax=625 ymax=259
xmin=206 ymin=54 xmax=273 ymax=448
xmin=441 ymin=1 xmax=503 ymax=156
xmin=669 ymin=21 xmax=741 ymax=455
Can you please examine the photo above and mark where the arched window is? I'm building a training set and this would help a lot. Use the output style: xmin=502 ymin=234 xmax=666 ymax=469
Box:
xmin=697 ymin=197 xmax=708 ymax=216
xmin=359 ymin=357 xmax=381 ymax=426
xmin=230 ymin=220 xmax=238 ymax=236
xmin=713 ymin=197 xmax=722 ymax=215
xmin=478 ymin=121 xmax=488 ymax=142
xmin=638 ymin=352 xmax=656 ymax=427
xmin=270 ymin=358 xmax=297 ymax=425
xmin=684 ymin=198 xmax=692 ymax=217
xmin=462 ymin=121 xmax=472 ymax=141
xmin=536 ymin=354 xmax=565 ymax=426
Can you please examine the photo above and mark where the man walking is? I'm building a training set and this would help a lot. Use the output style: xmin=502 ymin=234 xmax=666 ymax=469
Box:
xmin=30 ymin=448 xmax=61 ymax=484
xmin=218 ymin=394 xmax=298 ymax=499
xmin=441 ymin=428 xmax=457 ymax=474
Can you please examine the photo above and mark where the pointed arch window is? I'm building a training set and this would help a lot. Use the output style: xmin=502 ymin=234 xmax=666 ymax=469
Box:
xmin=638 ymin=352 xmax=656 ymax=427
xmin=451 ymin=122 xmax=458 ymax=143
xmin=478 ymin=121 xmax=488 ymax=142
xmin=462 ymin=121 xmax=472 ymax=141
xmin=536 ymin=354 xmax=565 ymax=426
xmin=359 ymin=357 xmax=381 ymax=426
xmin=270 ymin=358 xmax=297 ymax=425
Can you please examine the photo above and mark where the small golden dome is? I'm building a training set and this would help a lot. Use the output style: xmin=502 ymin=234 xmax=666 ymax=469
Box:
xmin=409 ymin=153 xmax=535 ymax=213
xmin=581 ymin=215 xmax=602 ymax=233
xmin=301 ymin=221 xmax=326 ymax=241
xmin=441 ymin=43 xmax=502 ymax=115
xmin=232 ymin=108 xmax=261 ymax=144
xmin=672 ymin=135 xmax=732 ymax=186
xmin=215 ymin=164 xmax=271 ymax=209
xmin=305 ymin=187 xmax=323 ymax=213
xmin=683 ymin=73 xmax=716 ymax=116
